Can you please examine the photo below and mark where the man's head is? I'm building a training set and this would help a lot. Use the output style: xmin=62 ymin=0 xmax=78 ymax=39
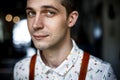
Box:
xmin=26 ymin=0 xmax=79 ymax=50
xmin=60 ymin=0 xmax=77 ymax=16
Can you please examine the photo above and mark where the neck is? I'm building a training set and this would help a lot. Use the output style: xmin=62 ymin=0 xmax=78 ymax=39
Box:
xmin=40 ymin=39 xmax=73 ymax=68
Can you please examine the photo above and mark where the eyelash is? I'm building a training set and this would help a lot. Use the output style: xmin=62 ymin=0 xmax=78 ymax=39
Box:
xmin=26 ymin=10 xmax=56 ymax=18
xmin=26 ymin=11 xmax=36 ymax=18
xmin=46 ymin=11 xmax=56 ymax=17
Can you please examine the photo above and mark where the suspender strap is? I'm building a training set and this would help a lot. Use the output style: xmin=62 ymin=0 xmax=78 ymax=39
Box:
xmin=29 ymin=54 xmax=37 ymax=80
xmin=29 ymin=52 xmax=90 ymax=80
xmin=78 ymin=52 xmax=90 ymax=80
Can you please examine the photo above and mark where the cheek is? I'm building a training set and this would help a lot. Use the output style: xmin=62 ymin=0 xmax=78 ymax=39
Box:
xmin=48 ymin=21 xmax=66 ymax=33
xmin=50 ymin=21 xmax=68 ymax=38
xmin=27 ymin=20 xmax=33 ymax=31
xmin=46 ymin=17 xmax=67 ymax=29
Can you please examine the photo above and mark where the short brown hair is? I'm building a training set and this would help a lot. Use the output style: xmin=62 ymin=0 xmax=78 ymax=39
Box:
xmin=60 ymin=0 xmax=78 ymax=15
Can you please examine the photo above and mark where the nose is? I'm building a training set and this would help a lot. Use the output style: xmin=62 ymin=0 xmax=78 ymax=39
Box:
xmin=32 ymin=14 xmax=44 ymax=30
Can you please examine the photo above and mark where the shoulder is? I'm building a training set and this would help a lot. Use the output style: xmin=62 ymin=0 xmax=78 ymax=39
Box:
xmin=79 ymin=51 xmax=112 ymax=71
xmin=87 ymin=55 xmax=117 ymax=79
xmin=14 ymin=57 xmax=32 ymax=75
xmin=89 ymin=55 xmax=111 ymax=68
xmin=14 ymin=57 xmax=31 ymax=69
xmin=13 ymin=56 xmax=32 ymax=79
xmin=76 ymin=47 xmax=111 ymax=68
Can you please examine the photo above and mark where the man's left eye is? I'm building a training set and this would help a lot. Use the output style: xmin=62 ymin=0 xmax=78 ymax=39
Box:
xmin=47 ymin=11 xmax=55 ymax=17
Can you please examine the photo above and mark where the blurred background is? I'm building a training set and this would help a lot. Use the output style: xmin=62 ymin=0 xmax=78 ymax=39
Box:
xmin=0 ymin=0 xmax=120 ymax=80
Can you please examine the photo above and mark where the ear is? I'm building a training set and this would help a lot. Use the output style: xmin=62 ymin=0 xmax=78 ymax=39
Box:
xmin=67 ymin=11 xmax=79 ymax=28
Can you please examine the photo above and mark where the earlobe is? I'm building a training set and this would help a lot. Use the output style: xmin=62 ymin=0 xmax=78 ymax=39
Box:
xmin=68 ymin=11 xmax=79 ymax=27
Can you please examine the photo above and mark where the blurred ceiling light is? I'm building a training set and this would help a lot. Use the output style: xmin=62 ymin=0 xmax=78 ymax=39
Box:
xmin=13 ymin=16 xmax=20 ymax=23
xmin=5 ymin=14 xmax=13 ymax=22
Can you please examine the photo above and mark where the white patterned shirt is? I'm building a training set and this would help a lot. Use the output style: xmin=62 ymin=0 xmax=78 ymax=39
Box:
xmin=14 ymin=40 xmax=117 ymax=80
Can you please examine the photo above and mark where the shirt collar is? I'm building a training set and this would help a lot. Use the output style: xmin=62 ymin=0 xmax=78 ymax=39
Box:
xmin=37 ymin=50 xmax=51 ymax=73
xmin=53 ymin=40 xmax=80 ymax=76
xmin=37 ymin=40 xmax=80 ymax=76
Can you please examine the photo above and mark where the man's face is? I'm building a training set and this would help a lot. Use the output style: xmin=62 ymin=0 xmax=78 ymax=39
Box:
xmin=26 ymin=0 xmax=77 ymax=50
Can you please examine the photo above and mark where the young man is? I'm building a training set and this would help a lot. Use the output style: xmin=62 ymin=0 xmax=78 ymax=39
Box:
xmin=14 ymin=0 xmax=117 ymax=80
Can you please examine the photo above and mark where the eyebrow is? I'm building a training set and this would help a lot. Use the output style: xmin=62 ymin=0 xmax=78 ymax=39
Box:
xmin=25 ymin=7 xmax=33 ymax=12
xmin=26 ymin=5 xmax=59 ymax=12
xmin=41 ymin=5 xmax=59 ymax=11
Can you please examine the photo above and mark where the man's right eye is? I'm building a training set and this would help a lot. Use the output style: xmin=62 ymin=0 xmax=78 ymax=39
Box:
xmin=26 ymin=11 xmax=36 ymax=18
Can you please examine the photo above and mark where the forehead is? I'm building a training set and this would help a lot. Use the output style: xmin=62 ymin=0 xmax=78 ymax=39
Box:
xmin=27 ymin=0 xmax=63 ymax=8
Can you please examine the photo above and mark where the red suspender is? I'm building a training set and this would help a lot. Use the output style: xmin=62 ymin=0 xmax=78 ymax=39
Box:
xmin=29 ymin=54 xmax=37 ymax=80
xmin=29 ymin=52 xmax=90 ymax=80
xmin=78 ymin=52 xmax=90 ymax=80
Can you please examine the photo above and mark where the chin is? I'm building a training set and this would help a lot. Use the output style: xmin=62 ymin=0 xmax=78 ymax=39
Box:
xmin=34 ymin=43 xmax=49 ymax=50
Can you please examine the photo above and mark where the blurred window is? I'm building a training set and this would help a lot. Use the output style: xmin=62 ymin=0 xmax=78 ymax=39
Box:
xmin=12 ymin=19 xmax=31 ymax=48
